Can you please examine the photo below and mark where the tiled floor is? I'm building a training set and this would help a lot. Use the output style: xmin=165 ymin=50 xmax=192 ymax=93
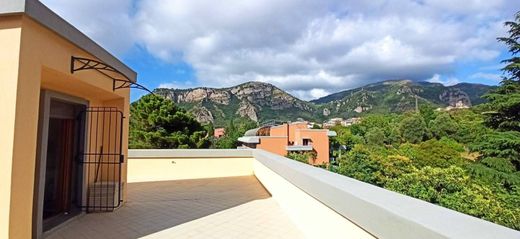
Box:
xmin=45 ymin=176 xmax=304 ymax=239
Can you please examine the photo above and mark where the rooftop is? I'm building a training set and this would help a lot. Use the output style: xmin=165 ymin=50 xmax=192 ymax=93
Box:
xmin=45 ymin=176 xmax=303 ymax=239
xmin=45 ymin=149 xmax=519 ymax=238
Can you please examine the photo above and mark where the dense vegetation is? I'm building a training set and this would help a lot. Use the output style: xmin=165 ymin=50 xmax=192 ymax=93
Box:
xmin=287 ymin=151 xmax=317 ymax=164
xmin=329 ymin=109 xmax=519 ymax=229
xmin=129 ymin=94 xmax=211 ymax=149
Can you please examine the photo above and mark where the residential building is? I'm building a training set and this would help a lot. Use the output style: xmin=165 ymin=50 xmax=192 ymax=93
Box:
xmin=328 ymin=117 xmax=344 ymax=126
xmin=323 ymin=117 xmax=362 ymax=128
xmin=213 ymin=127 xmax=225 ymax=138
xmin=438 ymin=100 xmax=471 ymax=111
xmin=237 ymin=122 xmax=336 ymax=165
xmin=344 ymin=117 xmax=362 ymax=126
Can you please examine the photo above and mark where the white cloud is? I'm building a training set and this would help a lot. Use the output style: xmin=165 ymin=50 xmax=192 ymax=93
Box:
xmin=41 ymin=0 xmax=136 ymax=56
xmin=41 ymin=0 xmax=519 ymax=99
xmin=290 ymin=89 xmax=331 ymax=101
xmin=157 ymin=83 xmax=181 ymax=89
xmin=427 ymin=74 xmax=460 ymax=86
xmin=157 ymin=81 xmax=196 ymax=89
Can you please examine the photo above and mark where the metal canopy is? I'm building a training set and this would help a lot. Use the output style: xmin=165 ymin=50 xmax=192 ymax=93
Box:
xmin=70 ymin=56 xmax=153 ymax=94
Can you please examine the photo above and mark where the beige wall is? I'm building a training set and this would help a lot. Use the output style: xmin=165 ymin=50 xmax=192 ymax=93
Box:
xmin=1 ymin=15 xmax=131 ymax=238
xmin=252 ymin=159 xmax=374 ymax=239
xmin=127 ymin=157 xmax=254 ymax=183
xmin=0 ymin=15 xmax=22 ymax=239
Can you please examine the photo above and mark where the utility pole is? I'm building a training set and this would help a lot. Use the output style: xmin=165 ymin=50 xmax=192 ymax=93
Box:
xmin=415 ymin=95 xmax=419 ymax=112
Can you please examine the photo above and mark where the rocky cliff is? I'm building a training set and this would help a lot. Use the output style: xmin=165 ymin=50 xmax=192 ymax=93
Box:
xmin=154 ymin=82 xmax=316 ymax=126
xmin=154 ymin=80 xmax=494 ymax=125
xmin=312 ymin=80 xmax=494 ymax=118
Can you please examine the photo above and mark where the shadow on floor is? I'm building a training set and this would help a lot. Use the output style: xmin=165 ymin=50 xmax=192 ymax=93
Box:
xmin=45 ymin=176 xmax=271 ymax=239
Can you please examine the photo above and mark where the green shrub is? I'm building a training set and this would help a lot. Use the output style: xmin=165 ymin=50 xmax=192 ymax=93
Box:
xmin=399 ymin=113 xmax=428 ymax=143
xmin=287 ymin=151 xmax=317 ymax=164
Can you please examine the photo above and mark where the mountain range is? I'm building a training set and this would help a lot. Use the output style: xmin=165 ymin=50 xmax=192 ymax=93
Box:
xmin=154 ymin=80 xmax=495 ymax=126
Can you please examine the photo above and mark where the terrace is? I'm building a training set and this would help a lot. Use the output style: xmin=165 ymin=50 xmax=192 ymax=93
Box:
xmin=45 ymin=176 xmax=303 ymax=239
xmin=2 ymin=1 xmax=518 ymax=239
xmin=44 ymin=149 xmax=519 ymax=239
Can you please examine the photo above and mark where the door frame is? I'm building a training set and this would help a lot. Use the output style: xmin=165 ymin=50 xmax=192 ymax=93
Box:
xmin=34 ymin=90 xmax=89 ymax=238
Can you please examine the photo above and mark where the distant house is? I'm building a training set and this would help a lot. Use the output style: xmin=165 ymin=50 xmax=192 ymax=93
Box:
xmin=238 ymin=122 xmax=336 ymax=165
xmin=344 ymin=117 xmax=362 ymax=126
xmin=214 ymin=128 xmax=226 ymax=138
xmin=323 ymin=118 xmax=343 ymax=128
xmin=437 ymin=100 xmax=471 ymax=111
xmin=323 ymin=117 xmax=361 ymax=128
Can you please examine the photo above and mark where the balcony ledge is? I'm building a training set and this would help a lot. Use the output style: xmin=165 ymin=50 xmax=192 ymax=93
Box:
xmin=286 ymin=145 xmax=313 ymax=151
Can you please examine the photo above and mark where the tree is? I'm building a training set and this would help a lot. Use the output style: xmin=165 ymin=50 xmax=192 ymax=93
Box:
xmin=328 ymin=107 xmax=520 ymax=229
xmin=450 ymin=109 xmax=490 ymax=144
xmin=287 ymin=151 xmax=317 ymax=164
xmin=337 ymin=145 xmax=384 ymax=186
xmin=400 ymin=139 xmax=465 ymax=168
xmin=386 ymin=166 xmax=468 ymax=203
xmin=484 ymin=11 xmax=520 ymax=131
xmin=311 ymin=124 xmax=323 ymax=129
xmin=471 ymin=131 xmax=520 ymax=171
xmin=430 ymin=113 xmax=458 ymax=139
xmin=129 ymin=94 xmax=210 ymax=149
xmin=385 ymin=125 xmax=402 ymax=145
xmin=215 ymin=118 xmax=257 ymax=149
xmin=386 ymin=166 xmax=520 ymax=230
xmin=399 ymin=113 xmax=428 ymax=143
xmin=337 ymin=145 xmax=414 ymax=187
xmin=329 ymin=125 xmax=364 ymax=151
xmin=365 ymin=127 xmax=385 ymax=146
xmin=419 ymin=103 xmax=437 ymax=127
xmin=350 ymin=114 xmax=394 ymax=137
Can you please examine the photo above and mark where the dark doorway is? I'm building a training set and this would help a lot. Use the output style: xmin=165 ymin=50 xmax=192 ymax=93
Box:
xmin=303 ymin=138 xmax=312 ymax=146
xmin=42 ymin=100 xmax=85 ymax=231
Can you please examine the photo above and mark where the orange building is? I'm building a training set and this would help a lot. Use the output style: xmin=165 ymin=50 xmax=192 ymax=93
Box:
xmin=238 ymin=122 xmax=336 ymax=165
xmin=214 ymin=128 xmax=226 ymax=138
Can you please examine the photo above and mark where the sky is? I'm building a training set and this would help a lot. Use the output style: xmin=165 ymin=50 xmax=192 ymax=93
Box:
xmin=41 ymin=0 xmax=520 ymax=101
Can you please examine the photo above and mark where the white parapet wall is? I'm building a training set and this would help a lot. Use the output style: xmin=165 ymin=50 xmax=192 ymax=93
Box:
xmin=252 ymin=150 xmax=520 ymax=239
xmin=127 ymin=149 xmax=254 ymax=183
xmin=252 ymin=155 xmax=375 ymax=239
